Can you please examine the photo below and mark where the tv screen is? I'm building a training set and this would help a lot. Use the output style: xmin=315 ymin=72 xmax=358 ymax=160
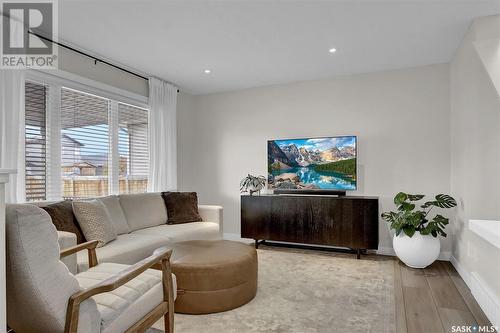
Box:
xmin=267 ymin=136 xmax=357 ymax=191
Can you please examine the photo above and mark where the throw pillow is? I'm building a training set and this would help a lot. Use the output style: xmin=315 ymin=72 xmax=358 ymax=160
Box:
xmin=42 ymin=200 xmax=87 ymax=244
xmin=72 ymin=200 xmax=117 ymax=247
xmin=161 ymin=192 xmax=203 ymax=225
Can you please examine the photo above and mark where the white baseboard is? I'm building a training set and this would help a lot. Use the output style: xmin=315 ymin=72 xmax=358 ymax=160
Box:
xmin=223 ymin=232 xmax=242 ymax=240
xmin=376 ymin=246 xmax=396 ymax=256
xmin=223 ymin=233 xmax=254 ymax=244
xmin=450 ymin=256 xmax=500 ymax=328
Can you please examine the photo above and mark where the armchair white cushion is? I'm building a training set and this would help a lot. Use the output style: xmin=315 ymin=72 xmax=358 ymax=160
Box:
xmin=76 ymin=263 xmax=177 ymax=333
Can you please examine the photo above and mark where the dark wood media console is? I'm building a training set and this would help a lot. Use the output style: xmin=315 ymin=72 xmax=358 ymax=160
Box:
xmin=241 ymin=194 xmax=379 ymax=258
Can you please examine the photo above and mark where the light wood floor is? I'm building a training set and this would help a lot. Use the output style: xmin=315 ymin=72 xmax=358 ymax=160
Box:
xmin=394 ymin=259 xmax=491 ymax=333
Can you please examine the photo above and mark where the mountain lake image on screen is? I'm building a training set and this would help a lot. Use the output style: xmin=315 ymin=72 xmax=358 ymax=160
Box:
xmin=267 ymin=136 xmax=357 ymax=191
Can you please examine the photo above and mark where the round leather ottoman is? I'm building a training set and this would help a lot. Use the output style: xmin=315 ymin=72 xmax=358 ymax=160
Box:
xmin=171 ymin=240 xmax=258 ymax=314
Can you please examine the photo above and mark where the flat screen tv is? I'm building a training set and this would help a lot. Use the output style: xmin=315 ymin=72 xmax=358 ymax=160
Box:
xmin=267 ymin=136 xmax=357 ymax=192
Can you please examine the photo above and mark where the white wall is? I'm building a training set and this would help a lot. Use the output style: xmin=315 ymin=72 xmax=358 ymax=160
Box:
xmin=178 ymin=64 xmax=451 ymax=254
xmin=57 ymin=45 xmax=148 ymax=97
xmin=450 ymin=15 xmax=500 ymax=325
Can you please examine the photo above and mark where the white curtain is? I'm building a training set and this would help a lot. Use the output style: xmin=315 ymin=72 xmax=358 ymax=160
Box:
xmin=148 ymin=77 xmax=177 ymax=192
xmin=0 ymin=70 xmax=26 ymax=203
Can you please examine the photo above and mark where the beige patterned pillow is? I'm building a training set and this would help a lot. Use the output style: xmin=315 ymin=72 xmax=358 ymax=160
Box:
xmin=73 ymin=200 xmax=117 ymax=247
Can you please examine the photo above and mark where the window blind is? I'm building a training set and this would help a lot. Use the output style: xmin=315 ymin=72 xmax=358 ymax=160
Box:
xmin=61 ymin=88 xmax=110 ymax=199
xmin=118 ymin=103 xmax=149 ymax=194
xmin=25 ymin=81 xmax=48 ymax=202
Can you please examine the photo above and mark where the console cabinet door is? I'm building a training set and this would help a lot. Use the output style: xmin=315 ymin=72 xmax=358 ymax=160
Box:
xmin=241 ymin=196 xmax=271 ymax=240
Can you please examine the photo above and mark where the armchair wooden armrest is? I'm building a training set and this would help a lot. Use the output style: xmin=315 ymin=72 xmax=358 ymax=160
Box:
xmin=60 ymin=240 xmax=99 ymax=269
xmin=64 ymin=247 xmax=175 ymax=333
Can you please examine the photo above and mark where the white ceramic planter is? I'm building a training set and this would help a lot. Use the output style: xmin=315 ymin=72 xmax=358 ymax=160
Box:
xmin=393 ymin=232 xmax=440 ymax=268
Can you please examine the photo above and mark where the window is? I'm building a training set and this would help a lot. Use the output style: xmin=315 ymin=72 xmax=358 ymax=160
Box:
xmin=61 ymin=88 xmax=110 ymax=199
xmin=25 ymin=82 xmax=48 ymax=202
xmin=118 ymin=103 xmax=149 ymax=194
xmin=23 ymin=78 xmax=149 ymax=201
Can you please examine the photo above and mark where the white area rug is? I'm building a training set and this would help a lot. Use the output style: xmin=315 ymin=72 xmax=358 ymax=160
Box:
xmin=151 ymin=247 xmax=395 ymax=333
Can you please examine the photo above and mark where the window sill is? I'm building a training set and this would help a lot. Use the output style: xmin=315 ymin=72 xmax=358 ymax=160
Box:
xmin=469 ymin=219 xmax=500 ymax=250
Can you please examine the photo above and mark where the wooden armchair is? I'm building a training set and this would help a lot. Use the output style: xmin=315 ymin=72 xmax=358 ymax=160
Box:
xmin=6 ymin=204 xmax=176 ymax=333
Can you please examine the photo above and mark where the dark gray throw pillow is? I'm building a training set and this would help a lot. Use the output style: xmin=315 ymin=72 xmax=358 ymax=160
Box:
xmin=161 ymin=192 xmax=203 ymax=225
xmin=41 ymin=200 xmax=87 ymax=244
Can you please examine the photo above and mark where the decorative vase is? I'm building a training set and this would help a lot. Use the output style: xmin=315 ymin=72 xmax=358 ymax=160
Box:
xmin=393 ymin=232 xmax=440 ymax=268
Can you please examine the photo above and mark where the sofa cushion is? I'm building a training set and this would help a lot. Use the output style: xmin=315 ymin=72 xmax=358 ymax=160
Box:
xmin=73 ymin=200 xmax=117 ymax=247
xmin=119 ymin=193 xmax=168 ymax=231
xmin=41 ymin=200 xmax=87 ymax=244
xmin=99 ymin=196 xmax=130 ymax=235
xmin=75 ymin=262 xmax=177 ymax=333
xmin=161 ymin=192 xmax=202 ymax=225
xmin=77 ymin=234 xmax=170 ymax=272
xmin=131 ymin=222 xmax=220 ymax=246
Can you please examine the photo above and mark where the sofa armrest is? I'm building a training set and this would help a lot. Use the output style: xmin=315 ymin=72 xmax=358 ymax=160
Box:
xmin=57 ymin=231 xmax=78 ymax=274
xmin=198 ymin=205 xmax=223 ymax=235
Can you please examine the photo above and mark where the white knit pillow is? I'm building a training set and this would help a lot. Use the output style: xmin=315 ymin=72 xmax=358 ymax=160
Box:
xmin=73 ymin=200 xmax=117 ymax=247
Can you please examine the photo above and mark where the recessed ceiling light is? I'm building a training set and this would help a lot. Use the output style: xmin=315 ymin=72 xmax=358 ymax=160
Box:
xmin=204 ymin=69 xmax=211 ymax=74
xmin=329 ymin=48 xmax=337 ymax=54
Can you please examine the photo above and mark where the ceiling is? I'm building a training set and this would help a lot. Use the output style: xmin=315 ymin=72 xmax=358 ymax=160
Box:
xmin=58 ymin=0 xmax=500 ymax=95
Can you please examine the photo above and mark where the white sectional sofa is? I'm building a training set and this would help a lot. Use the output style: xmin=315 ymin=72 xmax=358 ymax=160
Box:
xmin=50 ymin=192 xmax=223 ymax=273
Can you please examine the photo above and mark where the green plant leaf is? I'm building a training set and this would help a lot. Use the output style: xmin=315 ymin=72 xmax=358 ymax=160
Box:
xmin=408 ymin=211 xmax=424 ymax=227
xmin=422 ymin=194 xmax=457 ymax=209
xmin=420 ymin=228 xmax=430 ymax=235
xmin=407 ymin=194 xmax=425 ymax=201
xmin=403 ymin=226 xmax=416 ymax=237
xmin=381 ymin=211 xmax=398 ymax=223
xmin=398 ymin=202 xmax=415 ymax=212
xmin=394 ymin=192 xmax=408 ymax=205
xmin=433 ymin=214 xmax=449 ymax=226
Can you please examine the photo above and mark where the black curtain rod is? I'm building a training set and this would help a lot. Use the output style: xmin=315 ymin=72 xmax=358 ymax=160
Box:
xmin=29 ymin=31 xmax=149 ymax=81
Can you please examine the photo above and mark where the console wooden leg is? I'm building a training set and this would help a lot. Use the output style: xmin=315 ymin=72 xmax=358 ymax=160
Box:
xmin=254 ymin=239 xmax=259 ymax=249
xmin=356 ymin=249 xmax=361 ymax=259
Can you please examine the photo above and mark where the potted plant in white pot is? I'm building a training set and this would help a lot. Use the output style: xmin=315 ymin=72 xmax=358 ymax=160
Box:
xmin=381 ymin=192 xmax=457 ymax=268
